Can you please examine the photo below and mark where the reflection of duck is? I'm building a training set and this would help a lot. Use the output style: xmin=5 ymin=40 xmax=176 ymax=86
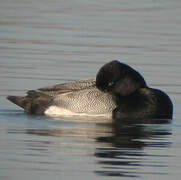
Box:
xmin=96 ymin=60 xmax=173 ymax=119
xmin=22 ymin=116 xmax=172 ymax=178
xmin=95 ymin=119 xmax=172 ymax=177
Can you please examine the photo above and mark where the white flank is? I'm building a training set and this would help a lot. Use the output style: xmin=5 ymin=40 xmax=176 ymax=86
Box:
xmin=44 ymin=106 xmax=111 ymax=118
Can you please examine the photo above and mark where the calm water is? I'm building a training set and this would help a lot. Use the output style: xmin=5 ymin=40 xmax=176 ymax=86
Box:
xmin=1 ymin=0 xmax=181 ymax=179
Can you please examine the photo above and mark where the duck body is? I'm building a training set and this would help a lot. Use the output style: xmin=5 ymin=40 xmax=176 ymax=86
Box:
xmin=7 ymin=78 xmax=116 ymax=116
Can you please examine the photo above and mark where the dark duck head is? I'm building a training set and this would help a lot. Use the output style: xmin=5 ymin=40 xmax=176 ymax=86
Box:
xmin=96 ymin=60 xmax=147 ymax=96
xmin=96 ymin=60 xmax=173 ymax=120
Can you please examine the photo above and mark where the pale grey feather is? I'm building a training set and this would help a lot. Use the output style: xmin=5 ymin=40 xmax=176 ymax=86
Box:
xmin=34 ymin=78 xmax=96 ymax=97
xmin=53 ymin=87 xmax=116 ymax=114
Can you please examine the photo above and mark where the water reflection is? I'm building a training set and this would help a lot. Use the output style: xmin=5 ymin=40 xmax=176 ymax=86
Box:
xmin=11 ymin=116 xmax=172 ymax=178
xmin=95 ymin=118 xmax=172 ymax=177
xmin=97 ymin=118 xmax=171 ymax=148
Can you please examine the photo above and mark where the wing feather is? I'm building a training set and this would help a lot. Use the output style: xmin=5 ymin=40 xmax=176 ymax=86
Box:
xmin=27 ymin=78 xmax=96 ymax=97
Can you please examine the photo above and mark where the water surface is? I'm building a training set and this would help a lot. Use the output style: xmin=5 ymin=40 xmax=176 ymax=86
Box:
xmin=1 ymin=0 xmax=181 ymax=179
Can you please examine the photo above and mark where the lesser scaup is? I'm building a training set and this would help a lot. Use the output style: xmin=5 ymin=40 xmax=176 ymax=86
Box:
xmin=7 ymin=60 xmax=173 ymax=119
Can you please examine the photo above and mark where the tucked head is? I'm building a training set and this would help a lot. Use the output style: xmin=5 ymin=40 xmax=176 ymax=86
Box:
xmin=96 ymin=60 xmax=147 ymax=96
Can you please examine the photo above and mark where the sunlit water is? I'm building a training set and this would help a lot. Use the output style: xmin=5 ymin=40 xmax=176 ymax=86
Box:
xmin=1 ymin=0 xmax=181 ymax=179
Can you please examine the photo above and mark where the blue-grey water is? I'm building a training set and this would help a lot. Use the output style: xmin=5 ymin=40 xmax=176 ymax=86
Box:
xmin=1 ymin=0 xmax=181 ymax=179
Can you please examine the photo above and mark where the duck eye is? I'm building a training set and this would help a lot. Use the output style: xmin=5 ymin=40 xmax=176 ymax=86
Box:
xmin=108 ymin=82 xmax=114 ymax=87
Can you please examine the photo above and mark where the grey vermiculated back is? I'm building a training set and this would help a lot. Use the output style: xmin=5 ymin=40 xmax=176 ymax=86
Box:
xmin=38 ymin=77 xmax=117 ymax=114
xmin=53 ymin=87 xmax=116 ymax=114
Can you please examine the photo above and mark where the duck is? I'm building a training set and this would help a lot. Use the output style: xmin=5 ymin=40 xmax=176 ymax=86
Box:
xmin=96 ymin=60 xmax=173 ymax=119
xmin=7 ymin=60 xmax=173 ymax=119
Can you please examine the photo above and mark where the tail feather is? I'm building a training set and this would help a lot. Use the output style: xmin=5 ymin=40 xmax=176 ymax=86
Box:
xmin=7 ymin=96 xmax=31 ymax=112
xmin=7 ymin=95 xmax=53 ymax=115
